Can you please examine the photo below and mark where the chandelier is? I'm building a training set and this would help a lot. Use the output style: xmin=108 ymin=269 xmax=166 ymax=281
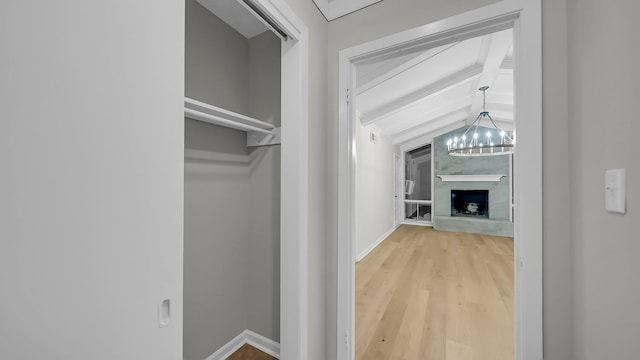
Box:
xmin=446 ymin=86 xmax=514 ymax=156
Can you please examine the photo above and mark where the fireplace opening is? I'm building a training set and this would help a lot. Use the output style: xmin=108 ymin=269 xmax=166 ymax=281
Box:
xmin=451 ymin=190 xmax=489 ymax=218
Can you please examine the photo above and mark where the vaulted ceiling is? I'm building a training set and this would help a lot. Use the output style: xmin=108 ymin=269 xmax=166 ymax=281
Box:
xmin=355 ymin=29 xmax=514 ymax=146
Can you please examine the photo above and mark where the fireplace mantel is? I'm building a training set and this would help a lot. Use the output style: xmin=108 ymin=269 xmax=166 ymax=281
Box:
xmin=437 ymin=174 xmax=505 ymax=182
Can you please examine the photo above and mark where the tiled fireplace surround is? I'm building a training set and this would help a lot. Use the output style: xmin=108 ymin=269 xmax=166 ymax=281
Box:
xmin=433 ymin=127 xmax=514 ymax=237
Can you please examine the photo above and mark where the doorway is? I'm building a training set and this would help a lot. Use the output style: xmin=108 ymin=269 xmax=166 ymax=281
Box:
xmin=182 ymin=1 xmax=309 ymax=359
xmin=337 ymin=2 xmax=542 ymax=359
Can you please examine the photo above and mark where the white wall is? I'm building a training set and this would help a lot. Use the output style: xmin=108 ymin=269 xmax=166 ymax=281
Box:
xmin=326 ymin=0 xmax=574 ymax=359
xmin=567 ymin=1 xmax=640 ymax=359
xmin=0 ymin=1 xmax=184 ymax=359
xmin=356 ymin=122 xmax=396 ymax=258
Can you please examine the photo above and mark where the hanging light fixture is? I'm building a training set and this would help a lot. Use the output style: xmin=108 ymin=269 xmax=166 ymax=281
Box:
xmin=446 ymin=86 xmax=514 ymax=156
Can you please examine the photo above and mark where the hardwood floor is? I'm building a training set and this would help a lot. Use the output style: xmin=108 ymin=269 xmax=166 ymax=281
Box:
xmin=356 ymin=225 xmax=513 ymax=360
xmin=226 ymin=344 xmax=276 ymax=360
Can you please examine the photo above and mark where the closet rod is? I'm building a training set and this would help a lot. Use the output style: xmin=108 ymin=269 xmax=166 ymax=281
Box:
xmin=184 ymin=108 xmax=274 ymax=135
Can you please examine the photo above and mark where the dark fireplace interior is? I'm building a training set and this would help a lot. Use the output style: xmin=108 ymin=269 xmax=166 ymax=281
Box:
xmin=451 ymin=190 xmax=489 ymax=218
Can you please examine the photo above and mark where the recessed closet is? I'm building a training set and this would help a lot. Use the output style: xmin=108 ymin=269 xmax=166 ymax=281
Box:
xmin=183 ymin=1 xmax=282 ymax=359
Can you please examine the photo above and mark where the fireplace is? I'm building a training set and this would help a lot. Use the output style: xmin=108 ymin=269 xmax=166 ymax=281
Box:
xmin=451 ymin=190 xmax=489 ymax=218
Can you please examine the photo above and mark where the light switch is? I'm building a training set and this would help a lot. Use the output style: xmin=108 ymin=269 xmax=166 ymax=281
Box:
xmin=605 ymin=168 xmax=626 ymax=214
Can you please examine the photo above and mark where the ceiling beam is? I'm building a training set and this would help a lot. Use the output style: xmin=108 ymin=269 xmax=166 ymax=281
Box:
xmin=390 ymin=109 xmax=469 ymax=145
xmin=501 ymin=56 xmax=514 ymax=70
xmin=361 ymin=64 xmax=482 ymax=126
xmin=378 ymin=97 xmax=472 ymax=136
xmin=356 ymin=42 xmax=459 ymax=95
xmin=466 ymin=30 xmax=513 ymax=123
xmin=395 ymin=121 xmax=469 ymax=148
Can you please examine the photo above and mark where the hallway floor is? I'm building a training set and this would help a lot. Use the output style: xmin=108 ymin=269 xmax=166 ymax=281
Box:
xmin=356 ymin=225 xmax=513 ymax=360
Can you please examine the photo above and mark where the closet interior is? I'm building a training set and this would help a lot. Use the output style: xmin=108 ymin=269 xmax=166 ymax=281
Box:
xmin=183 ymin=1 xmax=282 ymax=359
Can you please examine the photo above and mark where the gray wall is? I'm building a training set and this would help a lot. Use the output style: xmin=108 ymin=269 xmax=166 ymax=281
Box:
xmin=184 ymin=1 xmax=281 ymax=359
xmin=185 ymin=0 xmax=248 ymax=113
xmin=279 ymin=1 xmax=329 ymax=359
xmin=326 ymin=0 xmax=573 ymax=359
xmin=0 ymin=0 xmax=184 ymax=359
xmin=567 ymin=1 xmax=640 ymax=359
xmin=184 ymin=1 xmax=250 ymax=358
xmin=247 ymin=30 xmax=282 ymax=342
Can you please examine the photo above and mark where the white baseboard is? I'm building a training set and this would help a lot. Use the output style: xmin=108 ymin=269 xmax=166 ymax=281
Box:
xmin=356 ymin=225 xmax=396 ymax=262
xmin=244 ymin=330 xmax=280 ymax=358
xmin=205 ymin=329 xmax=280 ymax=360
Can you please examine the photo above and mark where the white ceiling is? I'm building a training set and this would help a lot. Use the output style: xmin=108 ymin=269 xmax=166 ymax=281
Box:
xmin=196 ymin=0 xmax=268 ymax=39
xmin=355 ymin=28 xmax=514 ymax=146
xmin=313 ymin=0 xmax=383 ymax=21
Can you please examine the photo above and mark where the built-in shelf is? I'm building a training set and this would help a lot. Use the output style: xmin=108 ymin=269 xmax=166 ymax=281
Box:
xmin=437 ymin=174 xmax=505 ymax=182
xmin=184 ymin=97 xmax=275 ymax=135
xmin=184 ymin=97 xmax=281 ymax=147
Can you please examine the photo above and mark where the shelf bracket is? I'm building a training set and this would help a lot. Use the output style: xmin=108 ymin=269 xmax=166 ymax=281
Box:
xmin=247 ymin=127 xmax=281 ymax=147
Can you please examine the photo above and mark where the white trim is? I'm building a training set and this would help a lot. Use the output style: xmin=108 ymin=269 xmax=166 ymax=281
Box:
xmin=245 ymin=330 xmax=281 ymax=358
xmin=205 ymin=331 xmax=247 ymax=360
xmin=399 ymin=137 xmax=432 ymax=153
xmin=205 ymin=329 xmax=281 ymax=360
xmin=512 ymin=1 xmax=543 ymax=358
xmin=393 ymin=153 xmax=401 ymax=227
xmin=337 ymin=1 xmax=542 ymax=360
xmin=403 ymin=199 xmax=432 ymax=204
xmin=400 ymin=220 xmax=433 ymax=227
xmin=437 ymin=174 xmax=505 ymax=182
xmin=249 ymin=1 xmax=309 ymax=360
xmin=312 ymin=0 xmax=382 ymax=21
xmin=356 ymin=225 xmax=396 ymax=262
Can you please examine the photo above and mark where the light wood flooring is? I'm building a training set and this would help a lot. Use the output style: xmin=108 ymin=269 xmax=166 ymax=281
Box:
xmin=356 ymin=225 xmax=513 ymax=360
xmin=226 ymin=344 xmax=276 ymax=360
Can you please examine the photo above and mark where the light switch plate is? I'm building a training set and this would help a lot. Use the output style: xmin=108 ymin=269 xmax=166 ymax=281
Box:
xmin=605 ymin=168 xmax=626 ymax=214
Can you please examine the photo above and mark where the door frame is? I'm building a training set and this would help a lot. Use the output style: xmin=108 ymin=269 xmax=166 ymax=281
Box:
xmin=225 ymin=1 xmax=309 ymax=359
xmin=336 ymin=1 xmax=542 ymax=359
xmin=393 ymin=153 xmax=401 ymax=226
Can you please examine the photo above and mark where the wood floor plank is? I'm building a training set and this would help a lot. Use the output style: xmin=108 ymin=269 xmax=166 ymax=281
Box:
xmin=226 ymin=343 xmax=276 ymax=360
xmin=356 ymin=225 xmax=514 ymax=360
